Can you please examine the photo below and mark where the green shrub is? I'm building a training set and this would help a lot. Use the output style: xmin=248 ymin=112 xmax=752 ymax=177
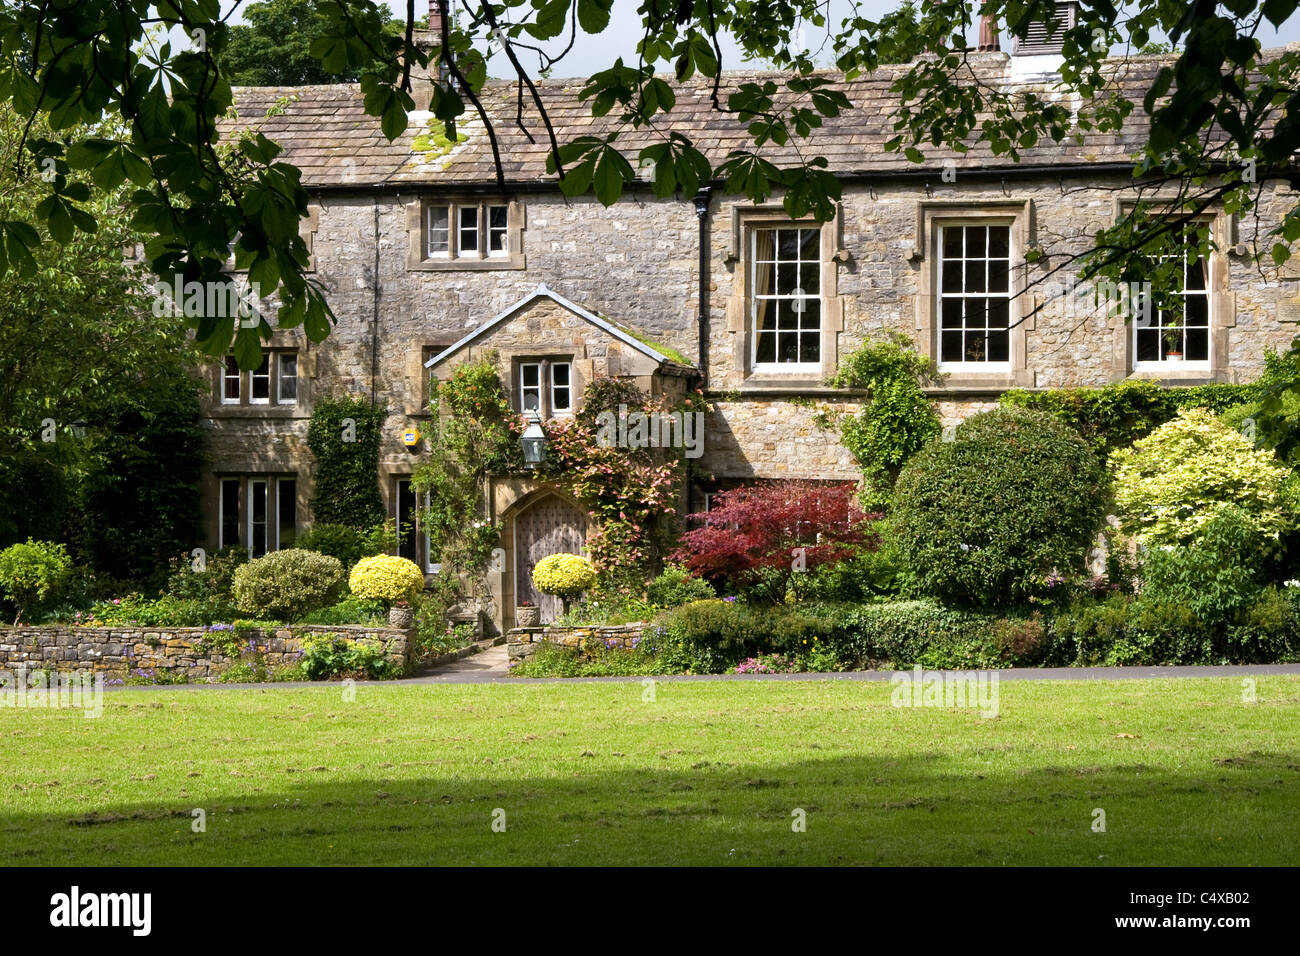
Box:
xmin=299 ymin=594 xmax=387 ymax=626
xmin=508 ymin=642 xmax=672 ymax=678
xmin=1001 ymin=378 xmax=1266 ymax=458
xmin=830 ymin=334 xmax=942 ymax=509
xmin=1000 ymin=378 xmax=1174 ymax=457
xmin=799 ymin=548 xmax=901 ymax=602
xmin=834 ymin=600 xmax=999 ymax=669
xmin=1042 ymin=586 xmax=1297 ymax=666
xmin=231 ymin=549 xmax=345 ymax=622
xmin=646 ymin=564 xmax=715 ymax=607
xmin=1110 ymin=407 xmax=1292 ymax=548
xmin=1139 ymin=506 xmax=1265 ymax=627
xmin=0 ymin=539 xmax=73 ymax=623
xmin=890 ymin=407 xmax=1109 ymax=607
xmin=651 ymin=599 xmax=844 ymax=672
xmin=87 ymin=593 xmax=214 ymax=627
xmin=297 ymin=633 xmax=400 ymax=680
xmin=294 ymin=522 xmax=387 ymax=570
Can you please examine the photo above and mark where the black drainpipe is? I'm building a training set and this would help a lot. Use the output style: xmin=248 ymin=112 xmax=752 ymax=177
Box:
xmin=371 ymin=199 xmax=380 ymax=407
xmin=689 ymin=188 xmax=712 ymax=520
xmin=692 ymin=187 xmax=712 ymax=389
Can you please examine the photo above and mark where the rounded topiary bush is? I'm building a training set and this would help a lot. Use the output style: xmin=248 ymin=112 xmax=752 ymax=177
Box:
xmin=231 ymin=549 xmax=345 ymax=622
xmin=890 ymin=406 xmax=1109 ymax=608
xmin=348 ymin=554 xmax=424 ymax=606
xmin=532 ymin=553 xmax=596 ymax=613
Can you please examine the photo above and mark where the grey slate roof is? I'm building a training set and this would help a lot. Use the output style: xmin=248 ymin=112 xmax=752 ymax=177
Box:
xmin=222 ymin=51 xmax=1209 ymax=189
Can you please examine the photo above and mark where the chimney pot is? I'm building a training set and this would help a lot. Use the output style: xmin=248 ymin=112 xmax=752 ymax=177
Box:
xmin=978 ymin=15 xmax=1000 ymax=53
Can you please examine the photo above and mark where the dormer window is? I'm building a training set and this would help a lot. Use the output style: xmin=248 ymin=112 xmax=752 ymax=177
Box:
xmin=425 ymin=202 xmax=512 ymax=259
xmin=409 ymin=199 xmax=525 ymax=271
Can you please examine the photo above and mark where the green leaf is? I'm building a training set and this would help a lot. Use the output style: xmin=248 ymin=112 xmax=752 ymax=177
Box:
xmin=577 ymin=0 xmax=614 ymax=34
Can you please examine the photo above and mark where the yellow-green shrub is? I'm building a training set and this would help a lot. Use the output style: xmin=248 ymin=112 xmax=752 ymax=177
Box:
xmin=532 ymin=553 xmax=596 ymax=600
xmin=348 ymin=555 xmax=425 ymax=605
xmin=1110 ymin=408 xmax=1292 ymax=547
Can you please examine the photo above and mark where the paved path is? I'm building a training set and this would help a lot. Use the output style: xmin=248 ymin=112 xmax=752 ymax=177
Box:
xmin=101 ymin=660 xmax=1300 ymax=690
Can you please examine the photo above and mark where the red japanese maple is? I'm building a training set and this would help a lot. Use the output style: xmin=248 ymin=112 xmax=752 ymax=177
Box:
xmin=672 ymin=480 xmax=880 ymax=598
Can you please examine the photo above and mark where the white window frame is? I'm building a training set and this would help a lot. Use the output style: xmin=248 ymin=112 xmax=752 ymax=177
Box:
xmin=248 ymin=356 xmax=271 ymax=405
xmin=222 ymin=356 xmax=241 ymax=404
xmin=750 ymin=226 xmax=823 ymax=373
xmin=549 ymin=361 xmax=572 ymax=415
xmin=276 ymin=353 xmax=298 ymax=405
xmin=458 ymin=206 xmax=480 ymax=256
xmin=1132 ymin=246 xmax=1212 ymax=372
xmin=487 ymin=204 xmax=509 ymax=257
xmin=519 ymin=363 xmax=542 ymax=414
xmin=936 ymin=222 xmax=1014 ymax=372
xmin=248 ymin=479 xmax=269 ymax=557
xmin=427 ymin=205 xmax=450 ymax=258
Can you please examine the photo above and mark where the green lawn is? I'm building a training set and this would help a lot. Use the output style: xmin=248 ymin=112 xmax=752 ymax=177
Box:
xmin=1 ymin=676 xmax=1297 ymax=865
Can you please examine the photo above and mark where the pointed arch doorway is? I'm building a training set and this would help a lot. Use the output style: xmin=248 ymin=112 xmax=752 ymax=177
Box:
xmin=513 ymin=493 xmax=587 ymax=624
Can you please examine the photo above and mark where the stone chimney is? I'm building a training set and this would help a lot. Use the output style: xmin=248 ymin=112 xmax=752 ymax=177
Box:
xmin=429 ymin=0 xmax=445 ymax=38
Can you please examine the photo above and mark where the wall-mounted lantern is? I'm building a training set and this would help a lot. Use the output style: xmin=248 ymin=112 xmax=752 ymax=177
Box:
xmin=520 ymin=409 xmax=546 ymax=469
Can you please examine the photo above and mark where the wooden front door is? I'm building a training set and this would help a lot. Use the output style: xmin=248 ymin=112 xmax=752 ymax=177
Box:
xmin=514 ymin=495 xmax=586 ymax=624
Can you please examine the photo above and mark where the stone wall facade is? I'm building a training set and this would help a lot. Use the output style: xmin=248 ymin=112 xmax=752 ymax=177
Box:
xmin=507 ymin=622 xmax=648 ymax=662
xmin=198 ymin=175 xmax=1300 ymax=551
xmin=0 ymin=625 xmax=412 ymax=682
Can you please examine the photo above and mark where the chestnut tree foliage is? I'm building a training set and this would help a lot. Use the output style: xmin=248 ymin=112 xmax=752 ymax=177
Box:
xmin=5 ymin=0 xmax=1300 ymax=422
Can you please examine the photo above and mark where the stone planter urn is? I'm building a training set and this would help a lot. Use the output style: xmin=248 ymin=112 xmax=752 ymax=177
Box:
xmin=516 ymin=604 xmax=540 ymax=628
xmin=388 ymin=603 xmax=414 ymax=629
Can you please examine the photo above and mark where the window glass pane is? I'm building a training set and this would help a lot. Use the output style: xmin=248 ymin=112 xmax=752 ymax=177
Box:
xmin=396 ymin=479 xmax=419 ymax=563
xmin=251 ymin=355 xmax=270 ymax=401
xmin=942 ymin=226 xmax=962 ymax=258
xmin=277 ymin=479 xmax=296 ymax=549
xmin=756 ymin=331 xmax=776 ymax=364
xmin=249 ymin=480 xmax=268 ymax=558
xmin=221 ymin=479 xmax=240 ymax=549
xmin=1136 ymin=327 xmax=1160 ymax=363
xmin=988 ymin=226 xmax=1010 ymax=258
xmin=941 ymin=330 xmax=963 ymax=363
xmin=223 ymin=356 xmax=241 ymax=401
xmin=966 ymin=226 xmax=987 ymax=258
xmin=986 ymin=329 xmax=1009 ymax=363
xmin=988 ymin=260 xmax=1009 ymax=293
xmin=520 ymin=364 xmax=541 ymax=412
xmin=551 ymin=363 xmax=571 ymax=411
xmin=459 ymin=206 xmax=479 ymax=254
xmin=488 ymin=205 xmax=508 ymax=253
xmin=277 ymin=353 xmax=297 ymax=403
xmin=428 ymin=206 xmax=449 ymax=255
xmin=1185 ymin=326 xmax=1209 ymax=361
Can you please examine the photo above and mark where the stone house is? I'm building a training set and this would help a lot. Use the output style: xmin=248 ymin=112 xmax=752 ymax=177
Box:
xmin=204 ymin=24 xmax=1300 ymax=631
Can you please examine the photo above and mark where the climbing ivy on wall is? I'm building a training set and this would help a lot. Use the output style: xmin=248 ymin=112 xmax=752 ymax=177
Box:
xmin=413 ymin=356 xmax=524 ymax=614
xmin=306 ymin=398 xmax=386 ymax=530
xmin=830 ymin=334 xmax=942 ymax=511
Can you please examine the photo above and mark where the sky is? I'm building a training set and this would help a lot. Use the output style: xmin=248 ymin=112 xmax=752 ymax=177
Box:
xmin=217 ymin=1 xmax=1300 ymax=80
